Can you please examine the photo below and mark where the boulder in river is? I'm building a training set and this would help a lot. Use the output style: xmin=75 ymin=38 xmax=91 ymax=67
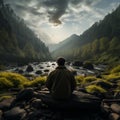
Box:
xmin=35 ymin=70 xmax=42 ymax=75
xmin=26 ymin=65 xmax=34 ymax=72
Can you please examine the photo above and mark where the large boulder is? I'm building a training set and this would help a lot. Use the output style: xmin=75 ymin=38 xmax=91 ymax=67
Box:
xmin=0 ymin=98 xmax=15 ymax=111
xmin=4 ymin=107 xmax=26 ymax=120
xmin=15 ymin=88 xmax=34 ymax=102
xmin=39 ymin=90 xmax=101 ymax=111
xmin=72 ymin=61 xmax=83 ymax=66
xmin=83 ymin=62 xmax=94 ymax=70
xmin=26 ymin=65 xmax=34 ymax=72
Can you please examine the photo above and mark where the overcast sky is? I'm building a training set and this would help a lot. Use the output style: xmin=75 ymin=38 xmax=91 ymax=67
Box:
xmin=4 ymin=0 xmax=120 ymax=44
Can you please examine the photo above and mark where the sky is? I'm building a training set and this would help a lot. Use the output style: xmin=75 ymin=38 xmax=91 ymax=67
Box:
xmin=4 ymin=0 xmax=120 ymax=44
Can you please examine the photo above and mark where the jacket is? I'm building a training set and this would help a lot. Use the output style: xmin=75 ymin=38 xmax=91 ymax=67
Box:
xmin=46 ymin=66 xmax=76 ymax=100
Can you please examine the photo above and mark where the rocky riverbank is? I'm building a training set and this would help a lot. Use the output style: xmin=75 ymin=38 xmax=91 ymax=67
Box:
xmin=0 ymin=87 xmax=120 ymax=120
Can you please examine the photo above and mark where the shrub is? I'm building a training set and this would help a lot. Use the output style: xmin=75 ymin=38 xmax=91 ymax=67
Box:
xmin=111 ymin=65 xmax=120 ymax=73
xmin=0 ymin=72 xmax=28 ymax=89
xmin=24 ymin=76 xmax=46 ymax=87
xmin=83 ymin=76 xmax=97 ymax=84
xmin=103 ymin=73 xmax=120 ymax=82
xmin=0 ymin=77 xmax=13 ymax=90
xmin=85 ymin=85 xmax=107 ymax=94
xmin=0 ymin=95 xmax=12 ymax=102
xmin=75 ymin=76 xmax=84 ymax=85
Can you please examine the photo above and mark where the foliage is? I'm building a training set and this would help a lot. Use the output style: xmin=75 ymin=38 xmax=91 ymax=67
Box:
xmin=24 ymin=76 xmax=46 ymax=87
xmin=0 ymin=1 xmax=51 ymax=63
xmin=111 ymin=65 xmax=120 ymax=73
xmin=52 ymin=5 xmax=120 ymax=64
xmin=103 ymin=73 xmax=120 ymax=81
xmin=0 ymin=95 xmax=12 ymax=102
xmin=0 ymin=72 xmax=28 ymax=89
xmin=85 ymin=85 xmax=107 ymax=93
xmin=83 ymin=76 xmax=97 ymax=84
xmin=0 ymin=77 xmax=13 ymax=90
xmin=75 ymin=76 xmax=84 ymax=85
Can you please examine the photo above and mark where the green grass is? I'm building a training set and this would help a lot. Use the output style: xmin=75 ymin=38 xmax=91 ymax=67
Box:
xmin=0 ymin=95 xmax=12 ymax=102
xmin=85 ymin=85 xmax=107 ymax=94
xmin=111 ymin=65 xmax=120 ymax=73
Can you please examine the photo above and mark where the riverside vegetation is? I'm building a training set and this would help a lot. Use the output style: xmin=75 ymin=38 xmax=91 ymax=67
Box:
xmin=0 ymin=64 xmax=120 ymax=119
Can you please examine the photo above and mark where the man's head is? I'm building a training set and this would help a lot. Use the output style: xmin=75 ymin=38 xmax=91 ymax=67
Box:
xmin=57 ymin=57 xmax=65 ymax=66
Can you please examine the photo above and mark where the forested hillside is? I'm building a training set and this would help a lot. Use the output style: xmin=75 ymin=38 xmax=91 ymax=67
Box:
xmin=52 ymin=5 xmax=120 ymax=64
xmin=0 ymin=0 xmax=51 ymax=64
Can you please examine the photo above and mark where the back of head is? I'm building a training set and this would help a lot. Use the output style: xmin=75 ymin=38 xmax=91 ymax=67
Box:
xmin=57 ymin=57 xmax=65 ymax=66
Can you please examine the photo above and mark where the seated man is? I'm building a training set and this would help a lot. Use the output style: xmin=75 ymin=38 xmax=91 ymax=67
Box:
xmin=46 ymin=57 xmax=76 ymax=100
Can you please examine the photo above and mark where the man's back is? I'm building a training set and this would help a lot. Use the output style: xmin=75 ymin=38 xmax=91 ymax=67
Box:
xmin=46 ymin=66 xmax=76 ymax=100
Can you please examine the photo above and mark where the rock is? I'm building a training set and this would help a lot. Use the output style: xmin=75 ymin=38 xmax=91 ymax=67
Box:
xmin=18 ymin=69 xmax=24 ymax=74
xmin=40 ymin=90 xmax=101 ymax=111
xmin=26 ymin=65 xmax=34 ymax=72
xmin=0 ymin=98 xmax=15 ymax=111
xmin=35 ymin=70 xmax=42 ymax=75
xmin=4 ymin=107 xmax=26 ymax=120
xmin=83 ymin=62 xmax=94 ymax=70
xmin=109 ymin=113 xmax=120 ymax=120
xmin=31 ymin=99 xmax=42 ymax=109
xmin=0 ymin=110 xmax=3 ymax=120
xmin=110 ymin=103 xmax=120 ymax=114
xmin=44 ymin=69 xmax=49 ymax=72
xmin=15 ymin=88 xmax=34 ymax=102
xmin=72 ymin=61 xmax=83 ymax=66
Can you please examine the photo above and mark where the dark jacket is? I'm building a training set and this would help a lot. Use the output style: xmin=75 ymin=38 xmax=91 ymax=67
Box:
xmin=46 ymin=66 xmax=76 ymax=100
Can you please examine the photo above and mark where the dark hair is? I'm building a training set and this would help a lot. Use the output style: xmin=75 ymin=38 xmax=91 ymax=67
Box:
xmin=57 ymin=57 xmax=65 ymax=66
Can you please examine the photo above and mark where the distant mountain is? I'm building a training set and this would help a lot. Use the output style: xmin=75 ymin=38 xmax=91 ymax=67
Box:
xmin=52 ymin=5 xmax=120 ymax=64
xmin=0 ymin=0 xmax=51 ymax=64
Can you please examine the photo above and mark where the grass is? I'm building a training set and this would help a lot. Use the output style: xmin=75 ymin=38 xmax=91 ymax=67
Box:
xmin=111 ymin=65 xmax=120 ymax=73
xmin=0 ymin=95 xmax=12 ymax=102
xmin=85 ymin=85 xmax=107 ymax=94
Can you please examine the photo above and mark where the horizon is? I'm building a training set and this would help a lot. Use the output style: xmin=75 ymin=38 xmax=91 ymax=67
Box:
xmin=4 ymin=0 xmax=120 ymax=44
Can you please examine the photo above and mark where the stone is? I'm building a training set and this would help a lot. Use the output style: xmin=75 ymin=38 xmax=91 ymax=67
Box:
xmin=72 ymin=61 xmax=83 ymax=66
xmin=109 ymin=113 xmax=120 ymax=120
xmin=4 ymin=107 xmax=26 ymax=120
xmin=31 ymin=99 xmax=42 ymax=109
xmin=35 ymin=70 xmax=42 ymax=75
xmin=0 ymin=98 xmax=15 ymax=111
xmin=110 ymin=103 xmax=120 ymax=114
xmin=26 ymin=65 xmax=34 ymax=72
xmin=44 ymin=69 xmax=49 ymax=72
xmin=40 ymin=90 xmax=101 ymax=111
xmin=15 ymin=88 xmax=34 ymax=102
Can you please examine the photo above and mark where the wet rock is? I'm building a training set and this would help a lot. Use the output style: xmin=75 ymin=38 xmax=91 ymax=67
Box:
xmin=0 ymin=98 xmax=15 ymax=111
xmin=72 ymin=61 xmax=83 ymax=66
xmin=26 ymin=65 xmax=34 ymax=72
xmin=83 ymin=62 xmax=94 ymax=70
xmin=44 ymin=69 xmax=49 ymax=72
xmin=18 ymin=69 xmax=24 ymax=74
xmin=15 ymin=88 xmax=34 ymax=102
xmin=109 ymin=113 xmax=120 ymax=120
xmin=110 ymin=103 xmax=120 ymax=114
xmin=35 ymin=70 xmax=42 ymax=75
xmin=31 ymin=99 xmax=42 ymax=109
xmin=4 ymin=107 xmax=26 ymax=120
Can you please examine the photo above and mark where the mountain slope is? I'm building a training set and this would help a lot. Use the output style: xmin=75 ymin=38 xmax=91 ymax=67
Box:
xmin=0 ymin=0 xmax=51 ymax=63
xmin=52 ymin=5 xmax=120 ymax=64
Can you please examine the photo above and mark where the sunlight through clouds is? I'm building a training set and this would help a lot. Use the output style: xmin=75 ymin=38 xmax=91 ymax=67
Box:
xmin=4 ymin=0 xmax=120 ymax=43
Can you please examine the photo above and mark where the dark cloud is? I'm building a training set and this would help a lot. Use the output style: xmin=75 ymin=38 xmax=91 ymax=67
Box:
xmin=4 ymin=0 xmax=101 ymax=26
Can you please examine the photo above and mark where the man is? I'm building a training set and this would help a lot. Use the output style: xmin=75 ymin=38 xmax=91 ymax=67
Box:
xmin=46 ymin=57 xmax=76 ymax=100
